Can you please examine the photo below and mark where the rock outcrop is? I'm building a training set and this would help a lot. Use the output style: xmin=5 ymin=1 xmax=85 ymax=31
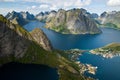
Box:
xmin=6 ymin=11 xmax=36 ymax=26
xmin=30 ymin=28 xmax=52 ymax=51
xmin=45 ymin=8 xmax=101 ymax=34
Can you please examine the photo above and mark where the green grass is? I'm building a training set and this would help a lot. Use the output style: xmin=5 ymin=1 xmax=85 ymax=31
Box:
xmin=0 ymin=15 xmax=93 ymax=80
xmin=0 ymin=41 xmax=88 ymax=80
xmin=51 ymin=24 xmax=70 ymax=34
xmin=92 ymin=43 xmax=120 ymax=54
xmin=18 ymin=42 xmax=59 ymax=67
xmin=103 ymin=43 xmax=120 ymax=51
xmin=15 ymin=42 xmax=88 ymax=80
xmin=104 ymin=23 xmax=118 ymax=29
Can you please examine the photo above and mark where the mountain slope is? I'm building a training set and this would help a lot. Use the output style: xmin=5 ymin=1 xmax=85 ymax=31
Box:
xmin=99 ymin=11 xmax=120 ymax=29
xmin=0 ymin=15 xmax=93 ymax=80
xmin=45 ymin=9 xmax=101 ymax=34
xmin=0 ymin=15 xmax=31 ymax=58
xmin=30 ymin=28 xmax=52 ymax=51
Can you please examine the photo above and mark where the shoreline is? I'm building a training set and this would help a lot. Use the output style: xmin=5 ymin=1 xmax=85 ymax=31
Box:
xmin=90 ymin=48 xmax=120 ymax=59
xmin=65 ymin=49 xmax=97 ymax=75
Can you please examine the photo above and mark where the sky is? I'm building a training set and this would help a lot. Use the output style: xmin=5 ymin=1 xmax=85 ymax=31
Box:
xmin=0 ymin=0 xmax=120 ymax=15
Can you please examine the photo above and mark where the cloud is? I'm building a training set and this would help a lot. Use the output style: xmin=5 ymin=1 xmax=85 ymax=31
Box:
xmin=24 ymin=0 xmax=91 ymax=10
xmin=31 ymin=5 xmax=36 ymax=9
xmin=0 ymin=0 xmax=92 ymax=15
xmin=0 ymin=0 xmax=15 ymax=2
xmin=107 ymin=0 xmax=120 ymax=6
xmin=39 ymin=4 xmax=50 ymax=9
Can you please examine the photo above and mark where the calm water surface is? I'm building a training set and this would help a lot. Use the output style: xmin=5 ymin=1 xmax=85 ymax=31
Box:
xmin=79 ymin=52 xmax=120 ymax=80
xmin=0 ymin=62 xmax=58 ymax=80
xmin=24 ymin=21 xmax=120 ymax=50
xmin=24 ymin=21 xmax=120 ymax=80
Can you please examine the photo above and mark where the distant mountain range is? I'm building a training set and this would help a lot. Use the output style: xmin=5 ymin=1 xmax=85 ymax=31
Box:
xmin=40 ymin=8 xmax=101 ymax=34
xmin=5 ymin=8 xmax=120 ymax=34
xmin=36 ymin=9 xmax=99 ymax=22
xmin=98 ymin=11 xmax=120 ymax=30
xmin=5 ymin=11 xmax=36 ymax=26
xmin=36 ymin=10 xmax=57 ymax=22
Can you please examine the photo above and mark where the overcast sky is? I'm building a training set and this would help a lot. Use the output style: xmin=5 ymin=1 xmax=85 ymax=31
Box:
xmin=0 ymin=0 xmax=120 ymax=15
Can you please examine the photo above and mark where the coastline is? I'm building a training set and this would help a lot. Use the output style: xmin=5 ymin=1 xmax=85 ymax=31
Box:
xmin=65 ymin=49 xmax=97 ymax=75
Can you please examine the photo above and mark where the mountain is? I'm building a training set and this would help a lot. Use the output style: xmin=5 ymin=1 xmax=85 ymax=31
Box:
xmin=91 ymin=13 xmax=99 ymax=19
xmin=0 ymin=14 xmax=52 ymax=58
xmin=36 ymin=12 xmax=48 ymax=22
xmin=30 ymin=28 xmax=52 ymax=51
xmin=5 ymin=11 xmax=36 ymax=26
xmin=36 ymin=10 xmax=57 ymax=22
xmin=0 ymin=15 xmax=93 ymax=80
xmin=0 ymin=15 xmax=31 ymax=58
xmin=99 ymin=11 xmax=120 ymax=29
xmin=77 ymin=8 xmax=99 ymax=19
xmin=45 ymin=8 xmax=101 ymax=34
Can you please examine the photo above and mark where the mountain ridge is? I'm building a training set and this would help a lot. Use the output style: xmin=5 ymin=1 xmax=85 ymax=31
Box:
xmin=98 ymin=11 xmax=120 ymax=30
xmin=0 ymin=14 xmax=93 ymax=80
xmin=5 ymin=11 xmax=36 ymax=26
xmin=45 ymin=8 xmax=102 ymax=34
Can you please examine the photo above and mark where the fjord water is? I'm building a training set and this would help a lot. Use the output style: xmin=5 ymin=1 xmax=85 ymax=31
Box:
xmin=24 ymin=21 xmax=120 ymax=50
xmin=23 ymin=21 xmax=120 ymax=80
xmin=79 ymin=52 xmax=120 ymax=80
xmin=0 ymin=62 xmax=58 ymax=80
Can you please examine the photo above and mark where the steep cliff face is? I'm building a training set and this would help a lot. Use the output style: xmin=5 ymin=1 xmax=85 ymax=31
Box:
xmin=30 ymin=28 xmax=52 ymax=51
xmin=45 ymin=9 xmax=101 ymax=34
xmin=0 ymin=15 xmax=31 ymax=58
xmin=99 ymin=11 xmax=120 ymax=29
xmin=6 ymin=11 xmax=36 ymax=26
xmin=0 ymin=15 xmax=52 ymax=59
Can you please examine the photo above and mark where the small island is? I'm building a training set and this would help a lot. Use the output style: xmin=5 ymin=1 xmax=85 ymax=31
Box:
xmin=90 ymin=43 xmax=120 ymax=58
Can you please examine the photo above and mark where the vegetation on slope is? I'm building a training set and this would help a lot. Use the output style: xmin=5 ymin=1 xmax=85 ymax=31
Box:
xmin=103 ymin=43 xmax=120 ymax=51
xmin=0 ymin=15 xmax=93 ymax=80
xmin=90 ymin=43 xmax=120 ymax=58
xmin=99 ymin=11 xmax=120 ymax=30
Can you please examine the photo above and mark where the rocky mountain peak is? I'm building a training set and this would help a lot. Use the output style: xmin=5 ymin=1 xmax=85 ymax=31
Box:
xmin=45 ymin=8 xmax=102 ymax=34
xmin=30 ymin=28 xmax=52 ymax=51
xmin=100 ymin=12 xmax=107 ymax=18
xmin=5 ymin=11 xmax=35 ymax=26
